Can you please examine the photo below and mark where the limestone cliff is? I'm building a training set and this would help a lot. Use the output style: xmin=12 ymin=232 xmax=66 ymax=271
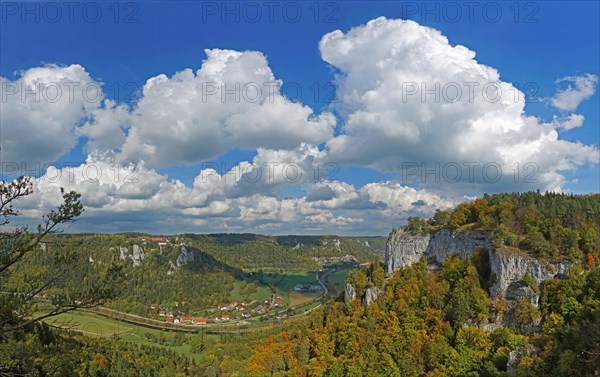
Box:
xmin=425 ymin=229 xmax=492 ymax=265
xmin=344 ymin=283 xmax=356 ymax=305
xmin=385 ymin=227 xmax=570 ymax=298
xmin=385 ymin=229 xmax=430 ymax=274
xmin=117 ymin=244 xmax=146 ymax=267
xmin=363 ymin=286 xmax=381 ymax=307
xmin=176 ymin=245 xmax=195 ymax=267
xmin=489 ymin=251 xmax=570 ymax=296
xmin=385 ymin=228 xmax=491 ymax=274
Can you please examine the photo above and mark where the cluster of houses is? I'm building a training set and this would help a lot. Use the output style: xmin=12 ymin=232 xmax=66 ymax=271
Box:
xmin=152 ymin=302 xmax=229 ymax=325
xmin=137 ymin=236 xmax=169 ymax=245
xmin=293 ymin=282 xmax=323 ymax=292
xmin=218 ymin=295 xmax=287 ymax=319
xmin=161 ymin=313 xmax=225 ymax=325
xmin=150 ymin=294 xmax=289 ymax=324
xmin=137 ymin=236 xmax=170 ymax=253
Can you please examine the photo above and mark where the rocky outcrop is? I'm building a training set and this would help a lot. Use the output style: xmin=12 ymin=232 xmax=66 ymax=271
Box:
xmin=489 ymin=251 xmax=569 ymax=296
xmin=166 ymin=245 xmax=196 ymax=275
xmin=175 ymin=245 xmax=194 ymax=267
xmin=385 ymin=227 xmax=570 ymax=297
xmin=333 ymin=239 xmax=341 ymax=250
xmin=385 ymin=229 xmax=430 ymax=274
xmin=167 ymin=260 xmax=177 ymax=276
xmin=425 ymin=229 xmax=492 ymax=265
xmin=385 ymin=228 xmax=490 ymax=274
xmin=118 ymin=245 xmax=146 ymax=267
xmin=119 ymin=246 xmax=129 ymax=260
xmin=344 ymin=283 xmax=356 ymax=304
xmin=507 ymin=344 xmax=540 ymax=373
xmin=131 ymin=245 xmax=145 ymax=267
xmin=363 ymin=286 xmax=381 ymax=307
xmin=505 ymin=282 xmax=539 ymax=306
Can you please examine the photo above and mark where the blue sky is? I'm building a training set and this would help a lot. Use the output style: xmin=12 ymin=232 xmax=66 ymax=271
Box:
xmin=1 ymin=1 xmax=598 ymax=234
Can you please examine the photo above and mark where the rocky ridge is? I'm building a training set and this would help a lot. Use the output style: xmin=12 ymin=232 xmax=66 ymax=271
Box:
xmin=385 ymin=227 xmax=571 ymax=299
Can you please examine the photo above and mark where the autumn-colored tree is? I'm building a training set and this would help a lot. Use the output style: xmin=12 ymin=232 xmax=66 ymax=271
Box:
xmin=588 ymin=252 xmax=597 ymax=269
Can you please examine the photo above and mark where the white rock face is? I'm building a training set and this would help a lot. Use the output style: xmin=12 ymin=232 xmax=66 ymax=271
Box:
xmin=344 ymin=283 xmax=356 ymax=304
xmin=385 ymin=228 xmax=430 ymax=274
xmin=167 ymin=260 xmax=177 ymax=275
xmin=175 ymin=245 xmax=194 ymax=267
xmin=333 ymin=239 xmax=341 ymax=250
xmin=489 ymin=251 xmax=570 ymax=296
xmin=505 ymin=282 xmax=539 ymax=306
xmin=119 ymin=246 xmax=129 ymax=261
xmin=118 ymin=245 xmax=146 ymax=267
xmin=385 ymin=227 xmax=570 ymax=296
xmin=363 ymin=286 xmax=381 ymax=307
xmin=507 ymin=344 xmax=540 ymax=373
xmin=425 ymin=229 xmax=491 ymax=264
xmin=131 ymin=244 xmax=146 ymax=267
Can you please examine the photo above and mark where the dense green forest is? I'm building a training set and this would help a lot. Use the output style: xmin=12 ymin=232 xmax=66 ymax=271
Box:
xmin=184 ymin=233 xmax=386 ymax=271
xmin=1 ymin=324 xmax=202 ymax=376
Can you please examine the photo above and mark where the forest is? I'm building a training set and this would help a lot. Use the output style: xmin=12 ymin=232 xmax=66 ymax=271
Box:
xmin=242 ymin=257 xmax=600 ymax=376
xmin=406 ymin=191 xmax=600 ymax=263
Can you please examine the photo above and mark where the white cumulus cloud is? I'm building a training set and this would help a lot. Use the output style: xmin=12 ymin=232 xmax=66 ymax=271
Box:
xmin=81 ymin=49 xmax=335 ymax=168
xmin=552 ymin=113 xmax=585 ymax=131
xmin=319 ymin=17 xmax=598 ymax=193
xmin=1 ymin=64 xmax=101 ymax=169
xmin=550 ymin=74 xmax=598 ymax=111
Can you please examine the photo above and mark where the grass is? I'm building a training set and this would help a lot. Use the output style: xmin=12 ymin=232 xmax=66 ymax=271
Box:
xmin=229 ymin=279 xmax=272 ymax=303
xmin=42 ymin=311 xmax=132 ymax=337
xmin=258 ymin=271 xmax=321 ymax=304
xmin=229 ymin=272 xmax=319 ymax=305
xmin=227 ymin=271 xmax=322 ymax=306
xmin=34 ymin=309 xmax=226 ymax=362
xmin=289 ymin=291 xmax=321 ymax=306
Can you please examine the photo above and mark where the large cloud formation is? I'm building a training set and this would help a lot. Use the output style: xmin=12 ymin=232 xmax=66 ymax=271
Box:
xmin=81 ymin=49 xmax=335 ymax=168
xmin=3 ymin=18 xmax=598 ymax=234
xmin=320 ymin=17 xmax=598 ymax=192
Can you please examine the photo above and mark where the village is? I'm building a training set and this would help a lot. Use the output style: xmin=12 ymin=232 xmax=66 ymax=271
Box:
xmin=149 ymin=293 xmax=289 ymax=325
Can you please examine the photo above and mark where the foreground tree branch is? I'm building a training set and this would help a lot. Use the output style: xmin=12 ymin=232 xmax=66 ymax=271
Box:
xmin=0 ymin=176 xmax=100 ymax=334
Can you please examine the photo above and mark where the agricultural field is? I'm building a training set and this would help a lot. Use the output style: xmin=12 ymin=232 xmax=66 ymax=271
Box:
xmin=228 ymin=279 xmax=273 ymax=303
xmin=34 ymin=310 xmax=202 ymax=360
xmin=227 ymin=270 xmax=324 ymax=307
xmin=257 ymin=271 xmax=322 ymax=304
xmin=34 ymin=308 xmax=283 ymax=363
xmin=289 ymin=291 xmax=321 ymax=306
xmin=41 ymin=310 xmax=132 ymax=338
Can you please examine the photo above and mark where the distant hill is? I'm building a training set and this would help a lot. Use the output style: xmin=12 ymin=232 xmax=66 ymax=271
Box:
xmin=17 ymin=232 xmax=384 ymax=317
